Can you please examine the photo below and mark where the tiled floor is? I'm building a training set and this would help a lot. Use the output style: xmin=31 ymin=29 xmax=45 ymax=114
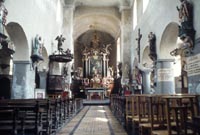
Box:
xmin=57 ymin=106 xmax=127 ymax=135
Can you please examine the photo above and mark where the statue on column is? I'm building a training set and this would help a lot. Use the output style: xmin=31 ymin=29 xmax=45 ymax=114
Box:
xmin=31 ymin=35 xmax=44 ymax=68
xmin=176 ymin=0 xmax=195 ymax=42
xmin=55 ymin=35 xmax=66 ymax=54
xmin=0 ymin=0 xmax=8 ymax=35
xmin=148 ymin=32 xmax=157 ymax=61
xmin=33 ymin=35 xmax=43 ymax=56
xmin=170 ymin=0 xmax=195 ymax=57
xmin=0 ymin=0 xmax=15 ymax=58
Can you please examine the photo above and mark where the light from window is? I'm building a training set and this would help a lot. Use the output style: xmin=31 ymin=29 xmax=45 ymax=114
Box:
xmin=143 ymin=0 xmax=149 ymax=13
xmin=117 ymin=37 xmax=121 ymax=62
xmin=133 ymin=0 xmax=137 ymax=30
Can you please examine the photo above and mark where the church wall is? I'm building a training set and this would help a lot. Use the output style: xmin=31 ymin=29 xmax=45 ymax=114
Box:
xmin=12 ymin=61 xmax=35 ymax=99
xmin=5 ymin=0 xmax=63 ymax=55
xmin=132 ymin=0 xmax=200 ymax=94
xmin=4 ymin=0 xmax=64 ymax=98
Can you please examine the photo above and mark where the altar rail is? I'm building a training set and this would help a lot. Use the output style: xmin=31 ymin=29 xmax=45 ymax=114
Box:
xmin=110 ymin=94 xmax=200 ymax=135
xmin=0 ymin=98 xmax=83 ymax=135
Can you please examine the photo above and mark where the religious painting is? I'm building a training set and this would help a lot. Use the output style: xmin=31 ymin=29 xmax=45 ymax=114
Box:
xmin=90 ymin=56 xmax=102 ymax=77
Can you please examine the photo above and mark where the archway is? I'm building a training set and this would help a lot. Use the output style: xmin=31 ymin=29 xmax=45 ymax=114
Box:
xmin=74 ymin=30 xmax=116 ymax=71
xmin=6 ymin=22 xmax=29 ymax=61
xmin=159 ymin=22 xmax=179 ymax=59
xmin=6 ymin=22 xmax=29 ymax=99
xmin=158 ymin=22 xmax=180 ymax=94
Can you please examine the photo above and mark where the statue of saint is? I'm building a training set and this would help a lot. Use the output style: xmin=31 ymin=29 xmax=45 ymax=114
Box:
xmin=55 ymin=35 xmax=65 ymax=53
xmin=148 ymin=32 xmax=157 ymax=61
xmin=0 ymin=0 xmax=8 ymax=34
xmin=33 ymin=35 xmax=43 ymax=56
xmin=177 ymin=0 xmax=192 ymax=23
xmin=91 ymin=32 xmax=100 ymax=49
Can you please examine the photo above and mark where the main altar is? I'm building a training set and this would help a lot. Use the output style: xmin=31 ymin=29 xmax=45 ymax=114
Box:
xmin=85 ymin=87 xmax=105 ymax=100
xmin=78 ymin=31 xmax=114 ymax=100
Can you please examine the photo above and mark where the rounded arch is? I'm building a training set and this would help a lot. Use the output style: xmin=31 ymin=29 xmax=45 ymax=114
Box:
xmin=74 ymin=8 xmax=120 ymax=40
xmin=6 ymin=22 xmax=29 ymax=61
xmin=159 ymin=22 xmax=179 ymax=59
xmin=74 ymin=30 xmax=117 ymax=70
xmin=141 ymin=46 xmax=153 ymax=67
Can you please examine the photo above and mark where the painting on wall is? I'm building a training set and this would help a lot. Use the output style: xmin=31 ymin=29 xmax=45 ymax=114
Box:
xmin=90 ymin=56 xmax=102 ymax=77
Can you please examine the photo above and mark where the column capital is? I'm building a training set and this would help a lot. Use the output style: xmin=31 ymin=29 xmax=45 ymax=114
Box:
xmin=138 ymin=63 xmax=153 ymax=73
xmin=156 ymin=59 xmax=174 ymax=63
xmin=64 ymin=4 xmax=75 ymax=11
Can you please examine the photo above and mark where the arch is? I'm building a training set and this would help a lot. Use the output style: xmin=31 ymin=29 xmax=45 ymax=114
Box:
xmin=74 ymin=30 xmax=116 ymax=70
xmin=0 ymin=77 xmax=11 ymax=99
xmin=6 ymin=22 xmax=29 ymax=61
xmin=159 ymin=22 xmax=179 ymax=59
xmin=141 ymin=46 xmax=153 ymax=67
xmin=74 ymin=8 xmax=120 ymax=40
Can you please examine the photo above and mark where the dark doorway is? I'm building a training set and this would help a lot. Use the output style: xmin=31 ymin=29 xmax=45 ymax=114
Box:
xmin=0 ymin=77 xmax=11 ymax=99
xmin=35 ymin=67 xmax=40 ymax=89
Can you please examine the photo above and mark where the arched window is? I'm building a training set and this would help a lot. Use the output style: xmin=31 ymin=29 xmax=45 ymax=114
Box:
xmin=133 ymin=0 xmax=137 ymax=30
xmin=143 ymin=0 xmax=149 ymax=13
xmin=117 ymin=37 xmax=121 ymax=62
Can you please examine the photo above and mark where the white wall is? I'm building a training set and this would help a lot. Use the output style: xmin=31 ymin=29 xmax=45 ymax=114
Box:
xmin=5 ymin=0 xmax=64 ymax=58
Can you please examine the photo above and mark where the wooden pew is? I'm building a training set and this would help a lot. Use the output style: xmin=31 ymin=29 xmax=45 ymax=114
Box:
xmin=0 ymin=109 xmax=18 ymax=135
xmin=0 ymin=98 xmax=83 ymax=135
xmin=0 ymin=99 xmax=43 ymax=135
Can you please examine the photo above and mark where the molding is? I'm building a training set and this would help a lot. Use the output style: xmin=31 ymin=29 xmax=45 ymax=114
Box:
xmin=13 ymin=60 xmax=31 ymax=64
xmin=156 ymin=59 xmax=174 ymax=62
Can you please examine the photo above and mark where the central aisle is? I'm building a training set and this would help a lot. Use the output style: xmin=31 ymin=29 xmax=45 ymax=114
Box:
xmin=57 ymin=106 xmax=127 ymax=135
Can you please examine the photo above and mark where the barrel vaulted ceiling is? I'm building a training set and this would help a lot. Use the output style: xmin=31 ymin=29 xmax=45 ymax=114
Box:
xmin=64 ymin=0 xmax=133 ymax=40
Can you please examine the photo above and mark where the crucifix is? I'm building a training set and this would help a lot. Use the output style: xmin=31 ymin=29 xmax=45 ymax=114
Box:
xmin=136 ymin=28 xmax=142 ymax=63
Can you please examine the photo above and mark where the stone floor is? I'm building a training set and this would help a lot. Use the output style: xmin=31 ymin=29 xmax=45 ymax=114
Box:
xmin=57 ymin=106 xmax=128 ymax=135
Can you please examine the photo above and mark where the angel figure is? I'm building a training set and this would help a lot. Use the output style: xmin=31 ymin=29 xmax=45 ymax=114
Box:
xmin=55 ymin=35 xmax=66 ymax=54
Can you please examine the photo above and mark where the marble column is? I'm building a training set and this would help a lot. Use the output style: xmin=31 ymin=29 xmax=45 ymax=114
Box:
xmin=155 ymin=59 xmax=175 ymax=94
xmin=141 ymin=69 xmax=152 ymax=94
xmin=120 ymin=8 xmax=133 ymax=83
xmin=12 ymin=61 xmax=35 ymax=99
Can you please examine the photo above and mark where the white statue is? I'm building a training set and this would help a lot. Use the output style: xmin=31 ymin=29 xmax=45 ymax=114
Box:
xmin=33 ymin=35 xmax=43 ymax=56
